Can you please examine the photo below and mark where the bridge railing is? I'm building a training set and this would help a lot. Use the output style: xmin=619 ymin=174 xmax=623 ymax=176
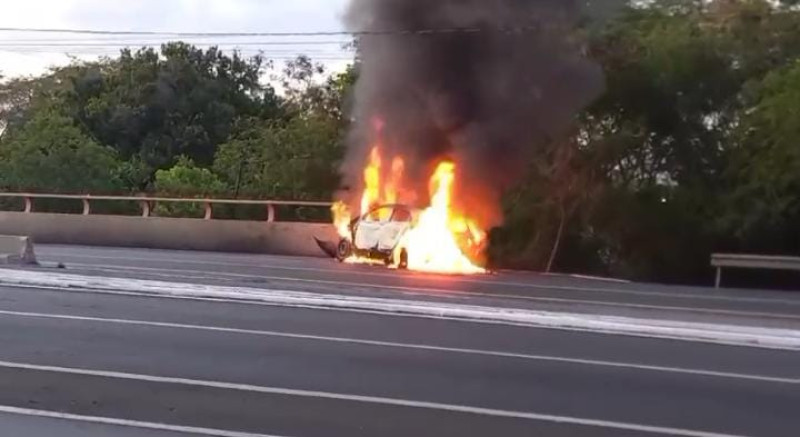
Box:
xmin=0 ymin=192 xmax=333 ymax=222
xmin=711 ymin=253 xmax=800 ymax=288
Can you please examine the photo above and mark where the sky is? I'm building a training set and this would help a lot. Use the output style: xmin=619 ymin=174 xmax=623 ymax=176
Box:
xmin=0 ymin=0 xmax=354 ymax=79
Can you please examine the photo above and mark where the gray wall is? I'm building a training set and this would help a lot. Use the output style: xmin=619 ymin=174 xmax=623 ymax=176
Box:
xmin=0 ymin=212 xmax=338 ymax=257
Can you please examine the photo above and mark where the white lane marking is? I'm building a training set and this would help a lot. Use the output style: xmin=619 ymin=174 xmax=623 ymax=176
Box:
xmin=0 ymin=309 xmax=797 ymax=384
xmin=43 ymin=252 xmax=800 ymax=306
xmin=68 ymin=264 xmax=465 ymax=301
xmin=0 ymin=405 xmax=285 ymax=437
xmin=16 ymin=281 xmax=774 ymax=350
xmin=4 ymin=274 xmax=800 ymax=351
xmin=555 ymin=273 xmax=632 ymax=283
xmin=64 ymin=263 xmax=800 ymax=321
xmin=0 ymin=360 xmax=751 ymax=437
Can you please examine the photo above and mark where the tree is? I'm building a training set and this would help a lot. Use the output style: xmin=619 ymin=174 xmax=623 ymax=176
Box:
xmin=0 ymin=107 xmax=122 ymax=193
xmin=1 ymin=74 xmax=65 ymax=139
xmin=485 ymin=0 xmax=800 ymax=281
xmin=279 ymin=56 xmax=357 ymax=123
xmin=154 ymin=156 xmax=227 ymax=197
xmin=62 ymin=43 xmax=282 ymax=176
xmin=152 ymin=156 xmax=227 ymax=217
xmin=2 ymin=1 xmax=797 ymax=285
xmin=723 ymin=60 xmax=800 ymax=253
xmin=489 ymin=136 xmax=604 ymax=273
xmin=214 ymin=115 xmax=342 ymax=201
xmin=563 ymin=0 xmax=800 ymax=282
xmin=1 ymin=45 xmax=284 ymax=190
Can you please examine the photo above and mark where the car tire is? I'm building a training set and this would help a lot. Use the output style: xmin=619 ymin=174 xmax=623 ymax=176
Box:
xmin=398 ymin=249 xmax=409 ymax=270
xmin=336 ymin=239 xmax=353 ymax=262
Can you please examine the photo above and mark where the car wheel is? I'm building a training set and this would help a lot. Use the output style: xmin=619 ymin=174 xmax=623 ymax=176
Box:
xmin=398 ymin=249 xmax=409 ymax=270
xmin=336 ymin=239 xmax=353 ymax=262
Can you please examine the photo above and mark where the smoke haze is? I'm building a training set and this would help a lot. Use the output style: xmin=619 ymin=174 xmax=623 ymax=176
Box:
xmin=341 ymin=0 xmax=617 ymax=227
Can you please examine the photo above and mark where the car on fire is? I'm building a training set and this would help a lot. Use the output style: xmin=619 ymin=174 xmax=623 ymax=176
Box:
xmin=334 ymin=204 xmax=419 ymax=269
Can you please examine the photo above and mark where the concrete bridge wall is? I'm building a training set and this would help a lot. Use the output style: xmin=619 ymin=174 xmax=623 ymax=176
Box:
xmin=0 ymin=212 xmax=337 ymax=257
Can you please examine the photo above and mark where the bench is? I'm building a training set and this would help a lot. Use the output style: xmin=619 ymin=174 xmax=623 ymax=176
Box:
xmin=711 ymin=254 xmax=800 ymax=288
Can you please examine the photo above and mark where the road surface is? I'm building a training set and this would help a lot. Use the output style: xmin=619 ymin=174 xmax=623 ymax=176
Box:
xmin=0 ymin=245 xmax=797 ymax=436
xmin=32 ymin=245 xmax=800 ymax=327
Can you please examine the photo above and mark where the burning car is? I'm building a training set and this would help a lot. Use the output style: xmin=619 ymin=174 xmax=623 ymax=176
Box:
xmin=333 ymin=204 xmax=419 ymax=269
xmin=318 ymin=152 xmax=487 ymax=274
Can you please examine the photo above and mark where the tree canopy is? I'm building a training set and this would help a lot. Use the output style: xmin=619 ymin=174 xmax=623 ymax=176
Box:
xmin=1 ymin=0 xmax=799 ymax=286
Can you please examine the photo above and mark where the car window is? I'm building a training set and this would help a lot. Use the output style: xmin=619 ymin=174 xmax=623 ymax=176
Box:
xmin=365 ymin=206 xmax=393 ymax=223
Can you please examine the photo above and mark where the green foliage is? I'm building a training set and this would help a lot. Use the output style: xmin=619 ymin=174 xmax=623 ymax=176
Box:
xmin=61 ymin=43 xmax=281 ymax=175
xmin=0 ymin=46 xmax=344 ymax=204
xmin=3 ymin=0 xmax=800 ymax=285
xmin=0 ymin=68 xmax=84 ymax=138
xmin=723 ymin=60 xmax=800 ymax=252
xmin=0 ymin=107 xmax=122 ymax=193
xmin=489 ymin=137 xmax=604 ymax=273
xmin=491 ymin=0 xmax=800 ymax=283
xmin=561 ymin=3 xmax=736 ymax=281
xmin=153 ymin=156 xmax=227 ymax=217
xmin=154 ymin=156 xmax=227 ymax=196
xmin=214 ymin=115 xmax=342 ymax=200
xmin=280 ymin=56 xmax=357 ymax=124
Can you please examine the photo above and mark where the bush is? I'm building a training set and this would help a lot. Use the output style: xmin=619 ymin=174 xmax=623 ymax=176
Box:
xmin=153 ymin=156 xmax=227 ymax=218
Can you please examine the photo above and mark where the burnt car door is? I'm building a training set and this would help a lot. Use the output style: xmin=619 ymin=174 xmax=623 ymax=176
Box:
xmin=354 ymin=206 xmax=392 ymax=250
xmin=377 ymin=206 xmax=413 ymax=252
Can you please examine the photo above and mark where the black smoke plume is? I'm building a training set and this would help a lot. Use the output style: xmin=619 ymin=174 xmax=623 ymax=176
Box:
xmin=340 ymin=0 xmax=616 ymax=227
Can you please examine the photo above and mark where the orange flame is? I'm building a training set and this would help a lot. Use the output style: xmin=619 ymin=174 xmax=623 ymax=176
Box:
xmin=332 ymin=146 xmax=401 ymax=238
xmin=332 ymin=146 xmax=486 ymax=275
xmin=361 ymin=147 xmax=382 ymax=218
xmin=384 ymin=157 xmax=405 ymax=206
xmin=332 ymin=201 xmax=351 ymax=238
xmin=401 ymin=162 xmax=486 ymax=274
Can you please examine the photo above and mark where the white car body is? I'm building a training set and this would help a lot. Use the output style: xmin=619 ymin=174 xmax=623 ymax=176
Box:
xmin=331 ymin=204 xmax=417 ymax=267
xmin=353 ymin=205 xmax=415 ymax=254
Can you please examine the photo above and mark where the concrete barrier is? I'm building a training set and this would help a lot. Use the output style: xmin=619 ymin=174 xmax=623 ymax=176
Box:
xmin=0 ymin=235 xmax=37 ymax=265
xmin=0 ymin=212 xmax=338 ymax=257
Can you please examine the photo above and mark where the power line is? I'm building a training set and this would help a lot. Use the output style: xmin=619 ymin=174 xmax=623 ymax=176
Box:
xmin=0 ymin=27 xmax=354 ymax=37
xmin=0 ymin=34 xmax=355 ymax=58
xmin=0 ymin=47 xmax=354 ymax=60
xmin=0 ymin=48 xmax=351 ymax=56
xmin=0 ymin=26 xmax=509 ymax=37
xmin=0 ymin=41 xmax=350 ymax=47
xmin=0 ymin=45 xmax=352 ymax=57
xmin=0 ymin=35 xmax=353 ymax=43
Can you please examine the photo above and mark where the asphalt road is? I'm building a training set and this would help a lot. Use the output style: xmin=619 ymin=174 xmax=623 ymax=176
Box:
xmin=33 ymin=245 xmax=800 ymax=328
xmin=0 ymin=245 xmax=798 ymax=436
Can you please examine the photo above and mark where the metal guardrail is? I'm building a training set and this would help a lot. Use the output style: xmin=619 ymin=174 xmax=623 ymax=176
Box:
xmin=0 ymin=192 xmax=333 ymax=222
xmin=711 ymin=253 xmax=800 ymax=288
